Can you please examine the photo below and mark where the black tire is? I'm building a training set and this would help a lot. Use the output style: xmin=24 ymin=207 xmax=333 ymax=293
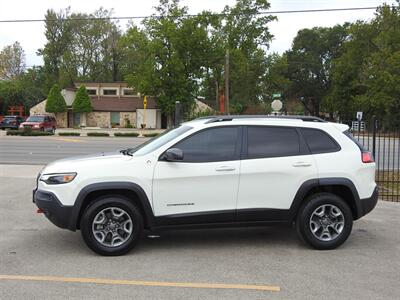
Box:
xmin=296 ymin=193 xmax=353 ymax=250
xmin=80 ymin=196 xmax=144 ymax=256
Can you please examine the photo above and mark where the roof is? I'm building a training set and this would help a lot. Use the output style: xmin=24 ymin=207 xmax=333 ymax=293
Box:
xmin=74 ymin=82 xmax=129 ymax=88
xmin=90 ymin=96 xmax=157 ymax=112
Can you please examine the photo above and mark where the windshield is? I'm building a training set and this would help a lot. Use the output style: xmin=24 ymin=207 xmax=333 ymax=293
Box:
xmin=26 ymin=116 xmax=44 ymax=122
xmin=128 ymin=125 xmax=192 ymax=156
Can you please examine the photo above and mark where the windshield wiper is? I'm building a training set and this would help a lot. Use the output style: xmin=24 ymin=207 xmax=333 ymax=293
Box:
xmin=120 ymin=149 xmax=133 ymax=156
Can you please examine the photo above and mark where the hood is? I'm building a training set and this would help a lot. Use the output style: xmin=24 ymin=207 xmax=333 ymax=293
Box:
xmin=42 ymin=151 xmax=132 ymax=174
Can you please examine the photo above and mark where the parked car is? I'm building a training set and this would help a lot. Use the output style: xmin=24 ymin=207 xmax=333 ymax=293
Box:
xmin=33 ymin=115 xmax=378 ymax=255
xmin=19 ymin=115 xmax=57 ymax=133
xmin=0 ymin=115 xmax=25 ymax=130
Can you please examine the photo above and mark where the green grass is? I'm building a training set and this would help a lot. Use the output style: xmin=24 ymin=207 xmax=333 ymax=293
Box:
xmin=376 ymin=171 xmax=399 ymax=202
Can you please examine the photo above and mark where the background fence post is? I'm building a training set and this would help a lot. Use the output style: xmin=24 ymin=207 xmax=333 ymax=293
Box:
xmin=372 ymin=115 xmax=377 ymax=158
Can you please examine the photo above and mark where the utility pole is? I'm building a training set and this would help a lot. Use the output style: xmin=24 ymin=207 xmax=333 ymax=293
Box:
xmin=215 ymin=81 xmax=219 ymax=112
xmin=225 ymin=48 xmax=230 ymax=115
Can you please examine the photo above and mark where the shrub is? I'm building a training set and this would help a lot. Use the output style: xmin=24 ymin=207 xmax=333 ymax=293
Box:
xmin=6 ymin=130 xmax=53 ymax=136
xmin=87 ymin=132 xmax=109 ymax=137
xmin=59 ymin=132 xmax=80 ymax=136
xmin=114 ymin=132 xmax=139 ymax=137
xmin=73 ymin=85 xmax=92 ymax=113
xmin=143 ymin=132 xmax=160 ymax=138
xmin=46 ymin=84 xmax=67 ymax=113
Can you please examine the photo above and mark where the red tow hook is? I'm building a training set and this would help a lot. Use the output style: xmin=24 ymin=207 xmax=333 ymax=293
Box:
xmin=36 ymin=208 xmax=44 ymax=214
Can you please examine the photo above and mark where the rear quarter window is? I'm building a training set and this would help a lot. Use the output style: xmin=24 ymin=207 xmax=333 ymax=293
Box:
xmin=300 ymin=128 xmax=341 ymax=154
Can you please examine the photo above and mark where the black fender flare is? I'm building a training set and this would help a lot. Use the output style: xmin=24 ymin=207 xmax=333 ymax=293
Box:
xmin=289 ymin=178 xmax=362 ymax=220
xmin=69 ymin=182 xmax=155 ymax=231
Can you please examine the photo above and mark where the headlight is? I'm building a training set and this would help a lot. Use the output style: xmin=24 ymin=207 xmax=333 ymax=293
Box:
xmin=40 ymin=173 xmax=77 ymax=185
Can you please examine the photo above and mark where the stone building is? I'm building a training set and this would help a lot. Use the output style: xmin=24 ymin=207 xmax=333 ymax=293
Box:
xmin=30 ymin=82 xmax=161 ymax=129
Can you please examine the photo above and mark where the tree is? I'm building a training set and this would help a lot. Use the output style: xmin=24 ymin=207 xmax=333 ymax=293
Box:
xmin=39 ymin=8 xmax=122 ymax=88
xmin=286 ymin=25 xmax=349 ymax=116
xmin=327 ymin=2 xmax=400 ymax=128
xmin=38 ymin=8 xmax=73 ymax=90
xmin=124 ymin=0 xmax=209 ymax=121
xmin=0 ymin=66 xmax=46 ymax=115
xmin=46 ymin=84 xmax=67 ymax=113
xmin=72 ymin=85 xmax=92 ymax=113
xmin=0 ymin=42 xmax=26 ymax=80
xmin=221 ymin=0 xmax=275 ymax=108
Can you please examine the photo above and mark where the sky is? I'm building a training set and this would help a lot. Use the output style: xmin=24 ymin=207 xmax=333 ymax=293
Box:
xmin=0 ymin=0 xmax=390 ymax=67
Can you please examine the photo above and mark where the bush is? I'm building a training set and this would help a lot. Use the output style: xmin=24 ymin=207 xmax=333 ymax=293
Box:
xmin=114 ymin=132 xmax=139 ymax=137
xmin=7 ymin=130 xmax=53 ymax=136
xmin=46 ymin=84 xmax=67 ymax=113
xmin=59 ymin=132 xmax=80 ymax=136
xmin=87 ymin=132 xmax=109 ymax=137
xmin=143 ymin=132 xmax=160 ymax=138
xmin=73 ymin=85 xmax=92 ymax=113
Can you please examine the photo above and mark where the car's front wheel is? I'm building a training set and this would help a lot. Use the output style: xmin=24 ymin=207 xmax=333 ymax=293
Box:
xmin=296 ymin=193 xmax=353 ymax=250
xmin=80 ymin=196 xmax=144 ymax=256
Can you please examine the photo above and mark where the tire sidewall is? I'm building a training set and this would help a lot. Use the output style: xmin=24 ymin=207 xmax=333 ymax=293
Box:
xmin=81 ymin=196 xmax=143 ymax=256
xmin=297 ymin=193 xmax=353 ymax=250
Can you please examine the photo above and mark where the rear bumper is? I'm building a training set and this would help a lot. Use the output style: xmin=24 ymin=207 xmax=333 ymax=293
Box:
xmin=33 ymin=189 xmax=74 ymax=230
xmin=359 ymin=186 xmax=379 ymax=218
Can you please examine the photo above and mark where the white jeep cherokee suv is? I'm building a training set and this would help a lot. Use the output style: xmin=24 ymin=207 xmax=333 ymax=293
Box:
xmin=33 ymin=116 xmax=378 ymax=255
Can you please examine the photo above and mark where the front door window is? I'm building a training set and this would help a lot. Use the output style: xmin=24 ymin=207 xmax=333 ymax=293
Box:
xmin=73 ymin=113 xmax=80 ymax=127
xmin=111 ymin=112 xmax=120 ymax=127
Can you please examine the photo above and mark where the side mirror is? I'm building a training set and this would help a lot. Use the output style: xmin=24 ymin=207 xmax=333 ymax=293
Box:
xmin=162 ymin=148 xmax=184 ymax=161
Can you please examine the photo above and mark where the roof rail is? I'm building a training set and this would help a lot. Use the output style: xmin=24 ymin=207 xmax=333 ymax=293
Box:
xmin=203 ymin=115 xmax=326 ymax=124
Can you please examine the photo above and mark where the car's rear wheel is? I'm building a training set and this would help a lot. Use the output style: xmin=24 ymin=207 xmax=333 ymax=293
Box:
xmin=80 ymin=196 xmax=143 ymax=256
xmin=296 ymin=193 xmax=353 ymax=250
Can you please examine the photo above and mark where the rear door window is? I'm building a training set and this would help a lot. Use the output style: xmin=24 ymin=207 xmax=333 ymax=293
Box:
xmin=247 ymin=126 xmax=300 ymax=159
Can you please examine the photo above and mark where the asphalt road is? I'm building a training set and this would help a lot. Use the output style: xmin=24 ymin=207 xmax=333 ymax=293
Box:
xmin=0 ymin=165 xmax=399 ymax=299
xmin=0 ymin=136 xmax=148 ymax=165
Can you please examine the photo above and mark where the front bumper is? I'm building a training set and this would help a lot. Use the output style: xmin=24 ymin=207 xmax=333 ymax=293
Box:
xmin=0 ymin=125 xmax=18 ymax=130
xmin=33 ymin=189 xmax=73 ymax=229
xmin=359 ymin=186 xmax=379 ymax=217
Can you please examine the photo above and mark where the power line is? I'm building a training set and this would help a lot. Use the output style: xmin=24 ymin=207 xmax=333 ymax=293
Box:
xmin=0 ymin=7 xmax=379 ymax=23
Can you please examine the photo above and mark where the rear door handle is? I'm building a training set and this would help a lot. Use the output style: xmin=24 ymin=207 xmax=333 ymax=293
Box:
xmin=215 ymin=166 xmax=236 ymax=172
xmin=292 ymin=162 xmax=312 ymax=167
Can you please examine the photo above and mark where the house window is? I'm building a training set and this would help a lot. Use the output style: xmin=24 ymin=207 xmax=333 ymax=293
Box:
xmin=103 ymin=89 xmax=117 ymax=96
xmin=123 ymin=89 xmax=134 ymax=96
xmin=86 ymin=89 xmax=97 ymax=95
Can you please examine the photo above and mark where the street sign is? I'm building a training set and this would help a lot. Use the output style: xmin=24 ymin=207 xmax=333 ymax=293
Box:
xmin=356 ymin=111 xmax=363 ymax=121
xmin=272 ymin=93 xmax=281 ymax=99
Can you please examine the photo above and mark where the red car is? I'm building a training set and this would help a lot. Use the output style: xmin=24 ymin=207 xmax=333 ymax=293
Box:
xmin=19 ymin=115 xmax=57 ymax=133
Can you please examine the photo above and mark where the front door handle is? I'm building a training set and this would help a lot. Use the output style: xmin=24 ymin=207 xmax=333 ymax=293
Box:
xmin=292 ymin=162 xmax=312 ymax=167
xmin=215 ymin=166 xmax=236 ymax=172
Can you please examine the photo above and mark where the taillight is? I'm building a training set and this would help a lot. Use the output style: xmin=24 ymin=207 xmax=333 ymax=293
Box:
xmin=362 ymin=151 xmax=374 ymax=163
